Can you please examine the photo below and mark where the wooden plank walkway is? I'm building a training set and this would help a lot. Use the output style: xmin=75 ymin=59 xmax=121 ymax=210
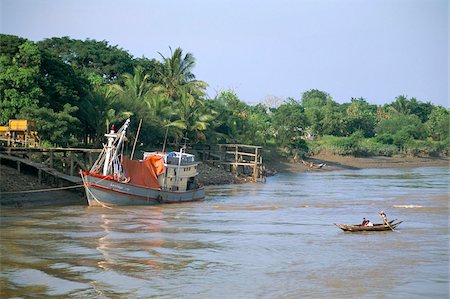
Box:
xmin=0 ymin=153 xmax=82 ymax=185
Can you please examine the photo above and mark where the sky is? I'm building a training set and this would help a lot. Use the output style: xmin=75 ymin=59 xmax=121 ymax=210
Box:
xmin=1 ymin=0 xmax=448 ymax=107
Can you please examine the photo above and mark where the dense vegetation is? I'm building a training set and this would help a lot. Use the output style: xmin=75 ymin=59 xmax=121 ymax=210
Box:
xmin=1 ymin=34 xmax=448 ymax=159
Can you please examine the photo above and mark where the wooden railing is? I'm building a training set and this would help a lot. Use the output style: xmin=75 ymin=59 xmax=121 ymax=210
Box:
xmin=192 ymin=144 xmax=266 ymax=182
xmin=0 ymin=147 xmax=102 ymax=177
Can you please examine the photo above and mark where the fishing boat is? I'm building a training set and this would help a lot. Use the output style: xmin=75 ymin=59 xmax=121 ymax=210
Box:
xmin=80 ymin=119 xmax=205 ymax=206
xmin=334 ymin=219 xmax=403 ymax=232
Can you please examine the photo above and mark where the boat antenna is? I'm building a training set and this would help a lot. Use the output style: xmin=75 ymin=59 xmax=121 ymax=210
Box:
xmin=131 ymin=118 xmax=142 ymax=160
xmin=182 ymin=136 xmax=189 ymax=149
xmin=162 ymin=126 xmax=169 ymax=152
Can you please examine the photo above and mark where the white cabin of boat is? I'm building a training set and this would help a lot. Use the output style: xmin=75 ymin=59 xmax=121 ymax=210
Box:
xmin=143 ymin=148 xmax=199 ymax=192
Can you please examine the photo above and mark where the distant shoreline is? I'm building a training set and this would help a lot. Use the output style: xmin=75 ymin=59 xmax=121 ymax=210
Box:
xmin=268 ymin=153 xmax=449 ymax=173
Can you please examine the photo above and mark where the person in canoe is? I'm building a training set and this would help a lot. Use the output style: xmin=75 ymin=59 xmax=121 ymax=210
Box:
xmin=361 ymin=218 xmax=368 ymax=226
xmin=361 ymin=218 xmax=373 ymax=226
xmin=379 ymin=211 xmax=388 ymax=224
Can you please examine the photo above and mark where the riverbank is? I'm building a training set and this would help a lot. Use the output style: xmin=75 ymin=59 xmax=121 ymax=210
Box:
xmin=0 ymin=164 xmax=86 ymax=208
xmin=1 ymin=154 xmax=448 ymax=207
xmin=268 ymin=153 xmax=449 ymax=172
xmin=0 ymin=162 xmax=244 ymax=207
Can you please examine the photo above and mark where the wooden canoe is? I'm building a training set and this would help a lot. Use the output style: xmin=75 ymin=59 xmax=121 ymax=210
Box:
xmin=334 ymin=219 xmax=403 ymax=232
xmin=301 ymin=159 xmax=326 ymax=169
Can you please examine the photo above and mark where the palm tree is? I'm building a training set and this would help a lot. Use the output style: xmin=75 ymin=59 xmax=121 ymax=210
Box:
xmin=389 ymin=95 xmax=412 ymax=115
xmin=156 ymin=47 xmax=208 ymax=101
xmin=112 ymin=66 xmax=153 ymax=112
xmin=90 ymin=76 xmax=133 ymax=144
xmin=166 ymin=88 xmax=214 ymax=142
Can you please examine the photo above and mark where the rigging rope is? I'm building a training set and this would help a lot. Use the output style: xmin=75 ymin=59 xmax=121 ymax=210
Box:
xmin=1 ymin=184 xmax=84 ymax=194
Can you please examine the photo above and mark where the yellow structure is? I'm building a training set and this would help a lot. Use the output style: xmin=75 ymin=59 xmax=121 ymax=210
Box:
xmin=0 ymin=120 xmax=40 ymax=147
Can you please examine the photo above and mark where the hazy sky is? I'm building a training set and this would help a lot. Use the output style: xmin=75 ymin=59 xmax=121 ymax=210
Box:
xmin=1 ymin=0 xmax=448 ymax=107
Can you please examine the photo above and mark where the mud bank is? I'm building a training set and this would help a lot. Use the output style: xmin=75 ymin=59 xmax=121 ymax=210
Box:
xmin=269 ymin=153 xmax=449 ymax=173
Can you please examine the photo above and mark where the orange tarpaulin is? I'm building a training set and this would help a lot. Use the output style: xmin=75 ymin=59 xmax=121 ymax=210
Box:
xmin=122 ymin=155 xmax=165 ymax=188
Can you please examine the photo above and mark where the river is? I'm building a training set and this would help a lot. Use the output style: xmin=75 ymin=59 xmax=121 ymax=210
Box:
xmin=1 ymin=166 xmax=449 ymax=298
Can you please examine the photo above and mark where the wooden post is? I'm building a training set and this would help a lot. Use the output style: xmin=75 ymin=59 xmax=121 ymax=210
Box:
xmin=88 ymin=152 xmax=93 ymax=169
xmin=17 ymin=161 xmax=20 ymax=173
xmin=70 ymin=155 xmax=74 ymax=176
xmin=63 ymin=150 xmax=67 ymax=171
xmin=253 ymin=148 xmax=258 ymax=182
xmin=49 ymin=150 xmax=54 ymax=169
xmin=38 ymin=169 xmax=42 ymax=184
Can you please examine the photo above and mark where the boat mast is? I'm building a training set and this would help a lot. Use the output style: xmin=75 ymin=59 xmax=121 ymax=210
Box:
xmin=103 ymin=126 xmax=117 ymax=176
xmin=175 ymin=138 xmax=188 ymax=188
xmin=109 ymin=119 xmax=130 ymax=169
xmin=102 ymin=118 xmax=130 ymax=176
xmin=175 ymin=146 xmax=183 ymax=188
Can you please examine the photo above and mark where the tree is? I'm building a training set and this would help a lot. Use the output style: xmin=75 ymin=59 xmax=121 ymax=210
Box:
xmin=166 ymin=88 xmax=214 ymax=142
xmin=344 ymin=97 xmax=377 ymax=137
xmin=321 ymin=100 xmax=346 ymax=136
xmin=133 ymin=57 xmax=164 ymax=84
xmin=271 ymin=98 xmax=307 ymax=159
xmin=245 ymin=103 xmax=271 ymax=146
xmin=426 ymin=106 xmax=449 ymax=141
xmin=409 ymin=98 xmax=434 ymax=123
xmin=388 ymin=95 xmax=412 ymax=115
xmin=39 ymin=47 xmax=96 ymax=142
xmin=376 ymin=114 xmax=426 ymax=142
xmin=88 ymin=73 xmax=132 ymax=141
xmin=209 ymin=90 xmax=249 ymax=143
xmin=156 ymin=47 xmax=207 ymax=101
xmin=112 ymin=66 xmax=153 ymax=113
xmin=38 ymin=37 xmax=134 ymax=82
xmin=301 ymin=89 xmax=334 ymax=135
xmin=18 ymin=103 xmax=80 ymax=146
xmin=0 ymin=35 xmax=42 ymax=124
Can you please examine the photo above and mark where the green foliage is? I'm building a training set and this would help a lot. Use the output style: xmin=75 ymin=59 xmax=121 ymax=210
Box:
xmin=314 ymin=132 xmax=401 ymax=157
xmin=167 ymin=90 xmax=214 ymax=142
xmin=0 ymin=36 xmax=42 ymax=124
xmin=331 ymin=131 xmax=364 ymax=155
xmin=301 ymin=89 xmax=333 ymax=135
xmin=344 ymin=98 xmax=377 ymax=137
xmin=209 ymin=90 xmax=250 ymax=143
xmin=426 ymin=107 xmax=449 ymax=141
xmin=376 ymin=114 xmax=426 ymax=140
xmin=403 ymin=139 xmax=450 ymax=157
xmin=271 ymin=98 xmax=307 ymax=157
xmin=0 ymin=33 xmax=448 ymax=159
xmin=245 ymin=104 xmax=272 ymax=146
xmin=156 ymin=47 xmax=207 ymax=101
xmin=359 ymin=138 xmax=398 ymax=157
xmin=37 ymin=37 xmax=134 ymax=82
xmin=18 ymin=103 xmax=80 ymax=146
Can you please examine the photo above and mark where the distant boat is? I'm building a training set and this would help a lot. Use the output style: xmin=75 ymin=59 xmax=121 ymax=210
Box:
xmin=334 ymin=220 xmax=403 ymax=232
xmin=80 ymin=119 xmax=205 ymax=207
xmin=301 ymin=159 xmax=326 ymax=169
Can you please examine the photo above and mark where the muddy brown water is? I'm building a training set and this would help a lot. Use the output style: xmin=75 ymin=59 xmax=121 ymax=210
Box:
xmin=1 ymin=166 xmax=449 ymax=298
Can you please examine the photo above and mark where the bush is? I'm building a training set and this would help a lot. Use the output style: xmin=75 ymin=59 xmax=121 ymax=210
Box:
xmin=311 ymin=132 xmax=365 ymax=156
xmin=375 ymin=133 xmax=394 ymax=144
xmin=404 ymin=140 xmax=449 ymax=157
xmin=360 ymin=138 xmax=398 ymax=157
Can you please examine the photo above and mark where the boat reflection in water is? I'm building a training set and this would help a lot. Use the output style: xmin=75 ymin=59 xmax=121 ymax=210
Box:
xmin=96 ymin=208 xmax=167 ymax=274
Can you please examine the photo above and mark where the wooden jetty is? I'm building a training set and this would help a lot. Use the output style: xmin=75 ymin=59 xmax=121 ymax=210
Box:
xmin=193 ymin=144 xmax=265 ymax=182
xmin=1 ymin=143 xmax=266 ymax=189
xmin=0 ymin=147 xmax=102 ymax=187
